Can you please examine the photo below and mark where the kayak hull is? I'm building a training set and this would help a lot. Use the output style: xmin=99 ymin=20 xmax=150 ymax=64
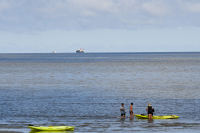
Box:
xmin=28 ymin=125 xmax=75 ymax=131
xmin=135 ymin=114 xmax=179 ymax=119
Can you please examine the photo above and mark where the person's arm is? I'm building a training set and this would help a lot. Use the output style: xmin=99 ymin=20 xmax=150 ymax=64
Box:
xmin=146 ymin=107 xmax=148 ymax=111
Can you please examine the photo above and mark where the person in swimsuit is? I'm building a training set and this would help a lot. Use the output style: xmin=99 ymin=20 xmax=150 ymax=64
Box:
xmin=120 ymin=103 xmax=126 ymax=118
xmin=146 ymin=103 xmax=153 ymax=121
xmin=129 ymin=103 xmax=134 ymax=119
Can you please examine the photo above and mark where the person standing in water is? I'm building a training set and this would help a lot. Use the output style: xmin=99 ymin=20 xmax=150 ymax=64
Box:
xmin=146 ymin=103 xmax=153 ymax=121
xmin=120 ymin=103 xmax=126 ymax=118
xmin=129 ymin=103 xmax=134 ymax=119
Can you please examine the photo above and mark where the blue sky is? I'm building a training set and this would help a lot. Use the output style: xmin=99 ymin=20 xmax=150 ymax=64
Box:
xmin=0 ymin=0 xmax=200 ymax=53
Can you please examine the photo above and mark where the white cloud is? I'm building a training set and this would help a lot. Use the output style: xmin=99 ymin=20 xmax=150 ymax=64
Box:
xmin=184 ymin=1 xmax=200 ymax=13
xmin=0 ymin=0 xmax=10 ymax=11
xmin=81 ymin=10 xmax=96 ymax=17
xmin=142 ymin=0 xmax=171 ymax=16
xmin=1 ymin=0 xmax=200 ymax=33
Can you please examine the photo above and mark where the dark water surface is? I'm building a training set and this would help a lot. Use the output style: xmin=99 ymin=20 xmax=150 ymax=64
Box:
xmin=0 ymin=52 xmax=200 ymax=133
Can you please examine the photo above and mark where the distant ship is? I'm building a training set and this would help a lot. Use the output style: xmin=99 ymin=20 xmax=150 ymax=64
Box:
xmin=76 ymin=48 xmax=84 ymax=53
xmin=52 ymin=51 xmax=56 ymax=53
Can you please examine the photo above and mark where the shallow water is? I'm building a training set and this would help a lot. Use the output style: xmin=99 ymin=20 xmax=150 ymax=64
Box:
xmin=0 ymin=52 xmax=200 ymax=132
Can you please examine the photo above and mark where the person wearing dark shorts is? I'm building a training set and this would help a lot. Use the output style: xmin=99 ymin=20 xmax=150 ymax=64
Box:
xmin=146 ymin=103 xmax=154 ymax=121
xmin=129 ymin=103 xmax=134 ymax=119
xmin=120 ymin=103 xmax=126 ymax=118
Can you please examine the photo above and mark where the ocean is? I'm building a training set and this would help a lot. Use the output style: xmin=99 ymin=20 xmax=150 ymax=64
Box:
xmin=0 ymin=52 xmax=200 ymax=133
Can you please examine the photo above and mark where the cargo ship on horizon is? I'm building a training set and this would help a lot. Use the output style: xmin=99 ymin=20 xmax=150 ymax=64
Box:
xmin=76 ymin=48 xmax=84 ymax=53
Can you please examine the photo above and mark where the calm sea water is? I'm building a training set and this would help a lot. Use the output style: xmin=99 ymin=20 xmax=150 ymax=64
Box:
xmin=0 ymin=52 xmax=200 ymax=133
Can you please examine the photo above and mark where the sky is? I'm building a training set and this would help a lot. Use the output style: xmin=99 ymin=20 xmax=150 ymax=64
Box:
xmin=0 ymin=0 xmax=200 ymax=53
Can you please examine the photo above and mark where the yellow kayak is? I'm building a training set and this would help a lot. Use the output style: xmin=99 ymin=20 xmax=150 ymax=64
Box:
xmin=28 ymin=125 xmax=75 ymax=131
xmin=29 ymin=131 xmax=72 ymax=133
xmin=135 ymin=114 xmax=179 ymax=119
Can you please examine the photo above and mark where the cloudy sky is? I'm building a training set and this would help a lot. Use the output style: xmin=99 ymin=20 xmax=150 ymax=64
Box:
xmin=0 ymin=0 xmax=200 ymax=53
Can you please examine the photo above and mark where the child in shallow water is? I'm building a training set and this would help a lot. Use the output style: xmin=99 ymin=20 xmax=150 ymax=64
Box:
xmin=120 ymin=103 xmax=126 ymax=118
xmin=129 ymin=103 xmax=134 ymax=119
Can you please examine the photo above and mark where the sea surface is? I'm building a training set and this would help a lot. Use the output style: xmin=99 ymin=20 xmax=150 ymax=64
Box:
xmin=0 ymin=52 xmax=200 ymax=133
